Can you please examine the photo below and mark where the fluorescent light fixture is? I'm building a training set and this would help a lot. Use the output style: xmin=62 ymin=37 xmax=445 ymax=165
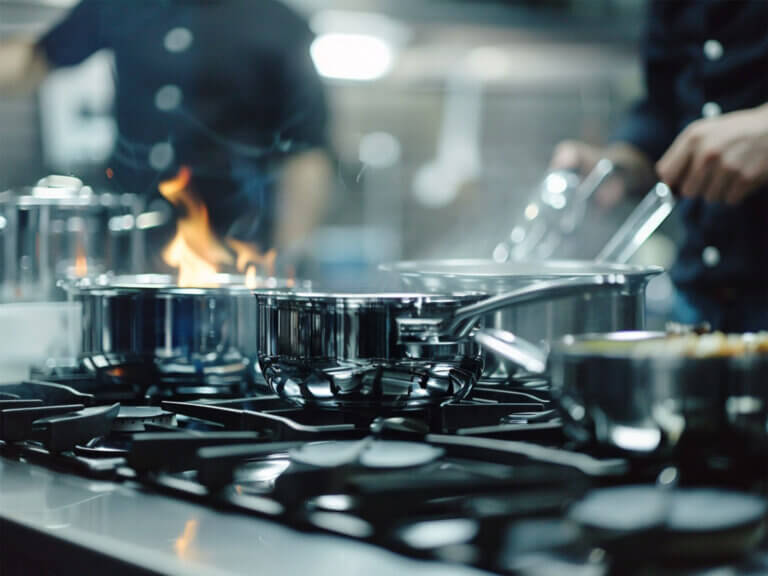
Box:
xmin=311 ymin=33 xmax=393 ymax=81
xmin=309 ymin=11 xmax=409 ymax=82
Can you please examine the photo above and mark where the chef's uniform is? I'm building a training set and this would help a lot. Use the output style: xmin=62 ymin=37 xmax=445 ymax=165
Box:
xmin=615 ymin=0 xmax=768 ymax=331
xmin=39 ymin=0 xmax=328 ymax=247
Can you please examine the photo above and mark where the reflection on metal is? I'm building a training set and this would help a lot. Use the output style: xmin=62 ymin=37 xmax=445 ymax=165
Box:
xmin=596 ymin=182 xmax=675 ymax=264
xmin=399 ymin=519 xmax=479 ymax=550
xmin=608 ymin=424 xmax=662 ymax=453
xmin=495 ymin=159 xmax=615 ymax=263
xmin=173 ymin=519 xmax=199 ymax=560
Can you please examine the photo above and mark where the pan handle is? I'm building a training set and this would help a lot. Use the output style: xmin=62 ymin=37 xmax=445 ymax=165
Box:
xmin=474 ymin=328 xmax=548 ymax=374
xmin=494 ymin=159 xmax=615 ymax=262
xmin=595 ymin=182 xmax=676 ymax=264
xmin=397 ymin=275 xmax=626 ymax=343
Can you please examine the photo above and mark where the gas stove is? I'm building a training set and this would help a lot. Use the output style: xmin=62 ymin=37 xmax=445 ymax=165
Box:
xmin=1 ymin=374 xmax=768 ymax=576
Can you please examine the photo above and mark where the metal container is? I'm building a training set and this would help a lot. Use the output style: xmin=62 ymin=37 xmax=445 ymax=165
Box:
xmin=381 ymin=259 xmax=662 ymax=380
xmin=255 ymin=276 xmax=631 ymax=408
xmin=67 ymin=274 xmax=300 ymax=396
xmin=476 ymin=329 xmax=768 ymax=456
xmin=0 ymin=176 xmax=145 ymax=301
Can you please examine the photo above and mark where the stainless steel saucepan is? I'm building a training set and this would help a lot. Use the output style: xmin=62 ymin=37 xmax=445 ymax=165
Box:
xmin=381 ymin=182 xmax=675 ymax=380
xmin=382 ymin=259 xmax=662 ymax=380
xmin=65 ymin=273 xmax=306 ymax=395
xmin=476 ymin=328 xmax=768 ymax=456
xmin=255 ymin=275 xmax=629 ymax=408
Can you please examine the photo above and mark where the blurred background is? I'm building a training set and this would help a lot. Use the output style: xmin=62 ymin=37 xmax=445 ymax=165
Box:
xmin=0 ymin=0 xmax=675 ymax=316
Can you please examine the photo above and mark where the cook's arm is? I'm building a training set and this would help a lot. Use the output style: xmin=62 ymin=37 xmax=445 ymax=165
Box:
xmin=0 ymin=39 xmax=49 ymax=96
xmin=1 ymin=0 xmax=107 ymax=97
xmin=271 ymin=15 xmax=333 ymax=266
xmin=274 ymin=149 xmax=332 ymax=260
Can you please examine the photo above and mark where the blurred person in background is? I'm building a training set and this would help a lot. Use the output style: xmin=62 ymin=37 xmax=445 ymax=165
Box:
xmin=550 ymin=0 xmax=768 ymax=332
xmin=0 ymin=0 xmax=332 ymax=271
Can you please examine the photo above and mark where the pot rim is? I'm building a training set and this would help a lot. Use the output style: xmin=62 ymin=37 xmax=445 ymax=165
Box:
xmin=252 ymin=289 xmax=487 ymax=308
xmin=380 ymin=258 xmax=664 ymax=280
xmin=551 ymin=330 xmax=768 ymax=363
xmin=65 ymin=273 xmax=304 ymax=295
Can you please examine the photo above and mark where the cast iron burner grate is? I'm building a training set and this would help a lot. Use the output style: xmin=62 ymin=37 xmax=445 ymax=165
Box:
xmin=259 ymin=355 xmax=482 ymax=409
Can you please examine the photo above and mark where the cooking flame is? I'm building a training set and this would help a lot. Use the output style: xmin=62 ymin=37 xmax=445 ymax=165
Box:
xmin=226 ymin=238 xmax=277 ymax=289
xmin=74 ymin=235 xmax=88 ymax=277
xmin=158 ymin=166 xmax=285 ymax=287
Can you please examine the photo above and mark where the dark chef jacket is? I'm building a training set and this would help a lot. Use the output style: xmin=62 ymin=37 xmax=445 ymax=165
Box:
xmin=38 ymin=0 xmax=328 ymax=243
xmin=615 ymin=0 xmax=768 ymax=294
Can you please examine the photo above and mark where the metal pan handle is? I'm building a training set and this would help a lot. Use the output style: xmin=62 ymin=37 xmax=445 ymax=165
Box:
xmin=596 ymin=182 xmax=676 ymax=264
xmin=474 ymin=328 xmax=548 ymax=374
xmin=494 ymin=159 xmax=615 ymax=262
xmin=397 ymin=275 xmax=626 ymax=343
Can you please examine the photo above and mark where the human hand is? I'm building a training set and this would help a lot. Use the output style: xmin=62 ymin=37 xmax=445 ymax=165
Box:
xmin=549 ymin=140 xmax=603 ymax=175
xmin=656 ymin=104 xmax=768 ymax=205
xmin=549 ymin=141 xmax=653 ymax=207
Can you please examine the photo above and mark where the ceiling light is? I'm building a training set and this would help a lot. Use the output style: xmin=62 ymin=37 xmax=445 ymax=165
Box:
xmin=311 ymin=34 xmax=393 ymax=81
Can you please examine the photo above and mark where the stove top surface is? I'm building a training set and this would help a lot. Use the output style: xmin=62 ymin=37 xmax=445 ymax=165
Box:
xmin=1 ymin=374 xmax=768 ymax=576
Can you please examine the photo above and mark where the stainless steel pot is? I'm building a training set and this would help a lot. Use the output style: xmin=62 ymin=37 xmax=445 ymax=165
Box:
xmin=381 ymin=259 xmax=662 ymax=380
xmin=476 ymin=329 xmax=768 ymax=456
xmin=0 ymin=176 xmax=147 ymax=301
xmin=255 ymin=276 xmax=629 ymax=408
xmin=67 ymin=273 xmax=302 ymax=395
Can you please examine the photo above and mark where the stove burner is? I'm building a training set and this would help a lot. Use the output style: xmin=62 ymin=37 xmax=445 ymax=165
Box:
xmin=397 ymin=518 xmax=479 ymax=551
xmin=290 ymin=440 xmax=445 ymax=469
xmin=261 ymin=357 xmax=479 ymax=409
xmin=569 ymin=485 xmax=667 ymax=535
xmin=570 ymin=485 xmax=768 ymax=562
xmin=112 ymin=406 xmax=177 ymax=433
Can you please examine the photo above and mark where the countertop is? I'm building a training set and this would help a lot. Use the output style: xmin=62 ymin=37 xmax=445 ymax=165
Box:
xmin=0 ymin=456 xmax=491 ymax=576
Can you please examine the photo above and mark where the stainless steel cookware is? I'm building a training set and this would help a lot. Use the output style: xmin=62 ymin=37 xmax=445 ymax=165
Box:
xmin=0 ymin=176 xmax=147 ymax=301
xmin=66 ymin=273 xmax=302 ymax=395
xmin=596 ymin=182 xmax=676 ymax=264
xmin=382 ymin=177 xmax=676 ymax=380
xmin=493 ymin=159 xmax=615 ymax=262
xmin=381 ymin=259 xmax=662 ymax=380
xmin=255 ymin=276 xmax=628 ymax=408
xmin=476 ymin=328 xmax=768 ymax=456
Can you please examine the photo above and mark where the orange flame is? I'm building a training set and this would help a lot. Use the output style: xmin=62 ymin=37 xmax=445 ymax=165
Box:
xmin=158 ymin=166 xmax=284 ymax=287
xmin=158 ymin=166 xmax=233 ymax=287
xmin=226 ymin=238 xmax=277 ymax=289
xmin=74 ymin=236 xmax=88 ymax=277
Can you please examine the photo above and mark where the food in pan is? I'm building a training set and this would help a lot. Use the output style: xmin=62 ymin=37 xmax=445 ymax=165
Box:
xmin=638 ymin=332 xmax=768 ymax=358
xmin=571 ymin=332 xmax=768 ymax=358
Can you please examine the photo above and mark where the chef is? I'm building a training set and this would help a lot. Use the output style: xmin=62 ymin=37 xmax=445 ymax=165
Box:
xmin=550 ymin=0 xmax=768 ymax=332
xmin=0 ymin=0 xmax=331 ymax=263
